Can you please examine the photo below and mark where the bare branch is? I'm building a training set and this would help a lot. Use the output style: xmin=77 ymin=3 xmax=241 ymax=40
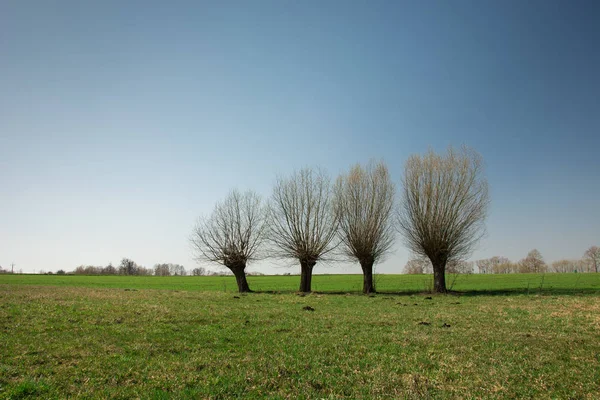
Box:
xmin=584 ymin=246 xmax=600 ymax=273
xmin=190 ymin=190 xmax=267 ymax=268
xmin=268 ymin=168 xmax=339 ymax=263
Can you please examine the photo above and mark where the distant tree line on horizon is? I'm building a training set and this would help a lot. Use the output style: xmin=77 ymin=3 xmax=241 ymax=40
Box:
xmin=0 ymin=267 xmax=22 ymax=274
xmin=69 ymin=259 xmax=201 ymax=276
xmin=58 ymin=259 xmax=266 ymax=277
xmin=403 ymin=247 xmax=599 ymax=274
xmin=6 ymin=247 xmax=597 ymax=276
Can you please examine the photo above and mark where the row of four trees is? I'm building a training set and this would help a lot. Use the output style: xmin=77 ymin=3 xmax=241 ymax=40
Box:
xmin=191 ymin=147 xmax=489 ymax=294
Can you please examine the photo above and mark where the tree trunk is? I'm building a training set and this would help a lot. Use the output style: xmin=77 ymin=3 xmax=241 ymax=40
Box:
xmin=360 ymin=260 xmax=375 ymax=294
xmin=229 ymin=265 xmax=252 ymax=293
xmin=299 ymin=261 xmax=315 ymax=293
xmin=432 ymin=261 xmax=447 ymax=293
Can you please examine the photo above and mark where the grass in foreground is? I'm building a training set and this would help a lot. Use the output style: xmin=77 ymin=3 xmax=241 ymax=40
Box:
xmin=1 ymin=284 xmax=599 ymax=399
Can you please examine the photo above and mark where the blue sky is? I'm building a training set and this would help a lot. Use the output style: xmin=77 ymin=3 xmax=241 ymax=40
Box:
xmin=1 ymin=0 xmax=599 ymax=274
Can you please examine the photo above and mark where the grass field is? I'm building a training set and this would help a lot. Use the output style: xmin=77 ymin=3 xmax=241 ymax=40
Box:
xmin=1 ymin=272 xmax=600 ymax=294
xmin=1 ymin=274 xmax=599 ymax=399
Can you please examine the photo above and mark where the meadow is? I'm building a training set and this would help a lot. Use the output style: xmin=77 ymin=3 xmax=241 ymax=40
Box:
xmin=1 ymin=272 xmax=600 ymax=294
xmin=1 ymin=274 xmax=599 ymax=399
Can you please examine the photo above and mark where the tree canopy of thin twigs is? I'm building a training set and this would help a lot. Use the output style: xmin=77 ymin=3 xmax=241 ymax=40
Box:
xmin=476 ymin=256 xmax=511 ymax=274
xmin=190 ymin=189 xmax=267 ymax=292
xmin=403 ymin=256 xmax=433 ymax=274
xmin=518 ymin=249 xmax=547 ymax=273
xmin=268 ymin=168 xmax=339 ymax=292
xmin=584 ymin=246 xmax=600 ymax=273
xmin=334 ymin=160 xmax=395 ymax=293
xmin=398 ymin=146 xmax=489 ymax=293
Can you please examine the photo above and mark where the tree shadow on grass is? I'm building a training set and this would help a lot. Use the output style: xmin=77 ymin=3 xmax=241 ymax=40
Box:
xmin=448 ymin=288 xmax=600 ymax=297
xmin=250 ymin=288 xmax=599 ymax=297
xmin=252 ymin=289 xmax=422 ymax=296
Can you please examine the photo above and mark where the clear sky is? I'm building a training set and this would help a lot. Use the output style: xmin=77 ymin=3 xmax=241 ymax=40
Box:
xmin=1 ymin=0 xmax=599 ymax=274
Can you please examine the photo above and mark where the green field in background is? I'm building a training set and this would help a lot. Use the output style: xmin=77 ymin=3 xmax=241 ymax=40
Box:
xmin=1 ymin=272 xmax=599 ymax=294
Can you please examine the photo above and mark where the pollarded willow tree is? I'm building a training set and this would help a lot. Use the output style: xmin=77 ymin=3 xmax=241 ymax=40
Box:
xmin=190 ymin=189 xmax=267 ymax=293
xmin=398 ymin=146 xmax=490 ymax=293
xmin=334 ymin=161 xmax=395 ymax=294
xmin=269 ymin=168 xmax=339 ymax=293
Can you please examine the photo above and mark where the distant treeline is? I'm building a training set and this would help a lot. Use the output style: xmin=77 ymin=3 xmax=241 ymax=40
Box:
xmin=66 ymin=258 xmax=265 ymax=277
xmin=404 ymin=249 xmax=598 ymax=274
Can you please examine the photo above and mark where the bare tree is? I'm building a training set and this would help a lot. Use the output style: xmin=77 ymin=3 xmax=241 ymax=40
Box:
xmin=268 ymin=168 xmax=339 ymax=292
xmin=476 ymin=256 xmax=511 ymax=274
xmin=190 ymin=190 xmax=267 ymax=293
xmin=137 ymin=265 xmax=153 ymax=276
xmin=118 ymin=258 xmax=138 ymax=275
xmin=169 ymin=264 xmax=186 ymax=276
xmin=154 ymin=263 xmax=171 ymax=276
xmin=493 ymin=260 xmax=517 ymax=274
xmin=584 ymin=246 xmax=600 ymax=273
xmin=103 ymin=263 xmax=117 ymax=275
xmin=446 ymin=260 xmax=474 ymax=274
xmin=403 ymin=256 xmax=433 ymax=274
xmin=550 ymin=259 xmax=581 ymax=273
xmin=398 ymin=146 xmax=489 ymax=293
xmin=518 ymin=249 xmax=547 ymax=273
xmin=334 ymin=161 xmax=395 ymax=293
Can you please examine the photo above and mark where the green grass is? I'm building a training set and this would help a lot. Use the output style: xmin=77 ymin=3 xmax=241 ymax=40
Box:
xmin=1 ymin=272 xmax=600 ymax=294
xmin=0 ymin=275 xmax=599 ymax=398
